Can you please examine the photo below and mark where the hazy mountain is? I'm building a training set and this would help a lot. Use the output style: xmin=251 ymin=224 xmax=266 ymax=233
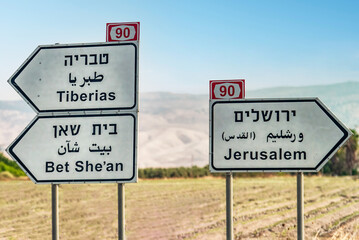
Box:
xmin=139 ymin=92 xmax=208 ymax=167
xmin=247 ymin=81 xmax=359 ymax=128
xmin=0 ymin=102 xmax=35 ymax=153
xmin=0 ymin=82 xmax=358 ymax=167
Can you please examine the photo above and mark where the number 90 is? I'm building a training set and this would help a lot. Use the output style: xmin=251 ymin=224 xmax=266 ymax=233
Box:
xmin=116 ymin=27 xmax=131 ymax=39
xmin=219 ymin=85 xmax=235 ymax=97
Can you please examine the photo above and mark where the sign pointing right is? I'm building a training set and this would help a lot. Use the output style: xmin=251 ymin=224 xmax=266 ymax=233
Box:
xmin=210 ymin=98 xmax=352 ymax=172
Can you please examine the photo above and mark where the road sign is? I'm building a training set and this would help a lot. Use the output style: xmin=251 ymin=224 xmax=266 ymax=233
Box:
xmin=210 ymin=98 xmax=352 ymax=172
xmin=210 ymin=79 xmax=245 ymax=100
xmin=6 ymin=113 xmax=137 ymax=183
xmin=106 ymin=22 xmax=140 ymax=42
xmin=8 ymin=42 xmax=138 ymax=113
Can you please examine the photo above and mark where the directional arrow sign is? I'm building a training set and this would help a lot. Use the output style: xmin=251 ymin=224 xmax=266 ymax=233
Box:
xmin=210 ymin=98 xmax=352 ymax=172
xmin=8 ymin=42 xmax=138 ymax=113
xmin=6 ymin=113 xmax=137 ymax=183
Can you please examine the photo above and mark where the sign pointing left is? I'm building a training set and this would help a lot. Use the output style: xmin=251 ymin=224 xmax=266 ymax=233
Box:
xmin=7 ymin=41 xmax=139 ymax=184
xmin=7 ymin=113 xmax=136 ymax=184
xmin=8 ymin=42 xmax=138 ymax=113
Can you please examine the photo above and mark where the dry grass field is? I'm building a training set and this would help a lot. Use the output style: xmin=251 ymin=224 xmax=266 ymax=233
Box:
xmin=1 ymin=176 xmax=359 ymax=239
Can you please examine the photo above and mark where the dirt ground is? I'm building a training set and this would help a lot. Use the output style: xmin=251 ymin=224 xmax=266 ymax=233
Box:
xmin=1 ymin=176 xmax=359 ymax=239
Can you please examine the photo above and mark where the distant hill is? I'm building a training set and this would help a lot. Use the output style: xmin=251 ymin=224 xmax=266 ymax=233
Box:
xmin=0 ymin=153 xmax=26 ymax=178
xmin=0 ymin=101 xmax=34 ymax=113
xmin=247 ymin=81 xmax=359 ymax=128
xmin=0 ymin=82 xmax=358 ymax=167
xmin=0 ymin=102 xmax=35 ymax=152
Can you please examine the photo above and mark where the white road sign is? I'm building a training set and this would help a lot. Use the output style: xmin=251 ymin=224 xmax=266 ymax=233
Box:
xmin=8 ymin=42 xmax=138 ymax=113
xmin=6 ymin=113 xmax=137 ymax=183
xmin=210 ymin=98 xmax=352 ymax=172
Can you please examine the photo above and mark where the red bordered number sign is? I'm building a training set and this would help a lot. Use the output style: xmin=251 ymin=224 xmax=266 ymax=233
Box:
xmin=106 ymin=22 xmax=140 ymax=42
xmin=210 ymin=79 xmax=245 ymax=100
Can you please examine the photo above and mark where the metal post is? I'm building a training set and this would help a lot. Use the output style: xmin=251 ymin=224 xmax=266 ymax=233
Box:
xmin=52 ymin=184 xmax=59 ymax=240
xmin=297 ymin=172 xmax=304 ymax=240
xmin=118 ymin=183 xmax=125 ymax=240
xmin=226 ymin=172 xmax=233 ymax=240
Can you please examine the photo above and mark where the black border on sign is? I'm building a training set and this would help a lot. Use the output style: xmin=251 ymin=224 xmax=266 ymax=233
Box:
xmin=8 ymin=113 xmax=137 ymax=183
xmin=10 ymin=43 xmax=138 ymax=113
xmin=210 ymin=99 xmax=350 ymax=172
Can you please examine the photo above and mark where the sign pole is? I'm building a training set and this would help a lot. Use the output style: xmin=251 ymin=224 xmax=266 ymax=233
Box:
xmin=226 ymin=172 xmax=233 ymax=240
xmin=297 ymin=172 xmax=304 ymax=240
xmin=52 ymin=184 xmax=59 ymax=240
xmin=118 ymin=183 xmax=125 ymax=240
xmin=209 ymin=79 xmax=245 ymax=240
xmin=209 ymin=81 xmax=350 ymax=239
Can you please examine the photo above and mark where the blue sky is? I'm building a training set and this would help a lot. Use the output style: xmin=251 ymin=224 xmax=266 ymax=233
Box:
xmin=0 ymin=0 xmax=358 ymax=100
